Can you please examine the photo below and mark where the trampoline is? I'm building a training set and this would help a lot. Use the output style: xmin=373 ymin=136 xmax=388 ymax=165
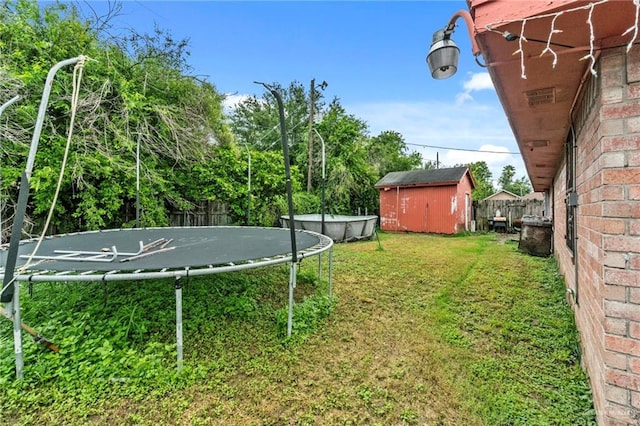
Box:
xmin=1 ymin=61 xmax=327 ymax=379
xmin=1 ymin=226 xmax=334 ymax=377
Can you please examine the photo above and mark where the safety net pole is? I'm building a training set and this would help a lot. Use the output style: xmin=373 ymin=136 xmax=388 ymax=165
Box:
xmin=175 ymin=277 xmax=184 ymax=372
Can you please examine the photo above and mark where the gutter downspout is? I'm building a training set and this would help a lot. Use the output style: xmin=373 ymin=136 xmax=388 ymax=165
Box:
xmin=565 ymin=55 xmax=599 ymax=307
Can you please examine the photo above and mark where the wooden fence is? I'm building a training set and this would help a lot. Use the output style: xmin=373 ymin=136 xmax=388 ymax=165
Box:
xmin=473 ymin=199 xmax=544 ymax=231
xmin=169 ymin=200 xmax=231 ymax=227
xmin=0 ymin=200 xmax=232 ymax=244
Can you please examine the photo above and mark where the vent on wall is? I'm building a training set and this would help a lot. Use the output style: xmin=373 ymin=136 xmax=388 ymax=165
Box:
xmin=524 ymin=87 xmax=556 ymax=107
xmin=524 ymin=140 xmax=549 ymax=148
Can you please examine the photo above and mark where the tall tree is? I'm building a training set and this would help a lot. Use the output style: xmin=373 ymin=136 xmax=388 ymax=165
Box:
xmin=423 ymin=160 xmax=438 ymax=170
xmin=365 ymin=130 xmax=422 ymax=178
xmin=498 ymin=165 xmax=532 ymax=195
xmin=0 ymin=0 xmax=231 ymax=232
xmin=314 ymin=100 xmax=377 ymax=214
xmin=228 ymin=87 xmax=387 ymax=215
xmin=228 ymin=81 xmax=323 ymax=157
xmin=467 ymin=161 xmax=494 ymax=200
xmin=507 ymin=176 xmax=532 ymax=196
xmin=498 ymin=165 xmax=516 ymax=190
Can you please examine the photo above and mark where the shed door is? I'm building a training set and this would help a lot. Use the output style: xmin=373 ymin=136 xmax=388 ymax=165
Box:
xmin=397 ymin=188 xmax=428 ymax=232
xmin=425 ymin=186 xmax=456 ymax=234
xmin=425 ymin=198 xmax=438 ymax=233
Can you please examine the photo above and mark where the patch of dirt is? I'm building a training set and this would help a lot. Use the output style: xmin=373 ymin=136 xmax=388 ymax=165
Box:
xmin=495 ymin=231 xmax=520 ymax=244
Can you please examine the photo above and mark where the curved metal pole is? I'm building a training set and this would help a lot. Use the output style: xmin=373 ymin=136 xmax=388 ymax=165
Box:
xmin=0 ymin=96 xmax=20 ymax=117
xmin=254 ymin=81 xmax=297 ymax=336
xmin=0 ymin=94 xmax=21 ymax=146
xmin=1 ymin=56 xmax=85 ymax=304
xmin=242 ymin=143 xmax=251 ymax=226
xmin=0 ymin=95 xmax=20 ymax=244
xmin=254 ymin=82 xmax=296 ymax=260
xmin=311 ymin=127 xmax=326 ymax=236
xmin=25 ymin=57 xmax=86 ymax=176
xmin=445 ymin=10 xmax=481 ymax=57
xmin=136 ymin=134 xmax=140 ymax=228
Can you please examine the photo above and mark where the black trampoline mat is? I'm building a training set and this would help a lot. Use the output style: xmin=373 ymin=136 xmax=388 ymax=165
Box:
xmin=0 ymin=227 xmax=321 ymax=272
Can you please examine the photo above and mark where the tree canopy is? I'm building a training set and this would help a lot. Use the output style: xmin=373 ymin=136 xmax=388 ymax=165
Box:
xmin=0 ymin=0 xmax=236 ymax=234
xmin=0 ymin=0 xmax=431 ymax=237
xmin=227 ymin=89 xmax=422 ymax=216
xmin=466 ymin=161 xmax=494 ymax=200
xmin=498 ymin=165 xmax=532 ymax=196
xmin=366 ymin=131 xmax=422 ymax=178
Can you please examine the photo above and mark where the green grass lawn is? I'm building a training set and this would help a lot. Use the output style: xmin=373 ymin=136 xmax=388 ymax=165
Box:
xmin=0 ymin=232 xmax=595 ymax=425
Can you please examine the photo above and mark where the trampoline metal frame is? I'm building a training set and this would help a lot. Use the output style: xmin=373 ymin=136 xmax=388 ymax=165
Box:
xmin=1 ymin=227 xmax=333 ymax=378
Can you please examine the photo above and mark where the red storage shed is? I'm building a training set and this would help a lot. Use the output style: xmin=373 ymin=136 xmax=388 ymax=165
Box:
xmin=375 ymin=167 xmax=475 ymax=234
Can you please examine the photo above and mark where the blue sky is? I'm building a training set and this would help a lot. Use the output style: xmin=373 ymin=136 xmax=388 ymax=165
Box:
xmin=74 ymin=0 xmax=527 ymax=185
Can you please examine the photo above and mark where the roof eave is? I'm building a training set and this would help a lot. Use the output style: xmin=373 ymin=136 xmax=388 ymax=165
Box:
xmin=467 ymin=0 xmax=637 ymax=192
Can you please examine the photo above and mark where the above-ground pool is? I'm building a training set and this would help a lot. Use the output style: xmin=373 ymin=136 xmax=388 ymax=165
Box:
xmin=280 ymin=214 xmax=378 ymax=242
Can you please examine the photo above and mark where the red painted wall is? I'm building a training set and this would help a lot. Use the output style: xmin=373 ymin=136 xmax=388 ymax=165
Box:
xmin=378 ymin=173 xmax=474 ymax=234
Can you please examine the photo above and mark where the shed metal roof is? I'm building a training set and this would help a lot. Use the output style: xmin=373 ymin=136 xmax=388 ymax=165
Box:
xmin=375 ymin=167 xmax=471 ymax=188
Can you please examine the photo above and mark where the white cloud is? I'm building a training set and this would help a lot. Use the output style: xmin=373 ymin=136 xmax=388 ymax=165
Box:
xmin=463 ymin=72 xmax=494 ymax=92
xmin=456 ymin=72 xmax=494 ymax=104
xmin=440 ymin=144 xmax=518 ymax=181
xmin=346 ymin=98 xmax=528 ymax=182
xmin=222 ymin=93 xmax=251 ymax=113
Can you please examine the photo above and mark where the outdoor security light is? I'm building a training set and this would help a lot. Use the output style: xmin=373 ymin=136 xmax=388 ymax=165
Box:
xmin=426 ymin=29 xmax=460 ymax=79
xmin=426 ymin=10 xmax=483 ymax=80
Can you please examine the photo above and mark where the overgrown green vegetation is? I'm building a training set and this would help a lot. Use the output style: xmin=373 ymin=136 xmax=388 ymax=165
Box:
xmin=0 ymin=0 xmax=528 ymax=238
xmin=0 ymin=0 xmax=425 ymax=237
xmin=0 ymin=234 xmax=595 ymax=425
xmin=0 ymin=2 xmax=585 ymax=422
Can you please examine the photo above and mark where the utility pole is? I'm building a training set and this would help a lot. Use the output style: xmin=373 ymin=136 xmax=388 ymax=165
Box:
xmin=307 ymin=78 xmax=315 ymax=193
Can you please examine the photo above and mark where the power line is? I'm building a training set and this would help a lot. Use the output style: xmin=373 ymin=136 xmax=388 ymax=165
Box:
xmin=405 ymin=142 xmax=521 ymax=156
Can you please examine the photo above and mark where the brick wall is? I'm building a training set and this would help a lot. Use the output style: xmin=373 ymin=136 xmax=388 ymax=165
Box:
xmin=554 ymin=47 xmax=640 ymax=425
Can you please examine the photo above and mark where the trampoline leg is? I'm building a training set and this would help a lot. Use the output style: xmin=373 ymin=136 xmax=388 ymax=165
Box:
xmin=317 ymin=254 xmax=322 ymax=282
xmin=287 ymin=262 xmax=297 ymax=337
xmin=11 ymin=282 xmax=24 ymax=379
xmin=175 ymin=277 xmax=183 ymax=372
xmin=328 ymin=247 xmax=334 ymax=298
